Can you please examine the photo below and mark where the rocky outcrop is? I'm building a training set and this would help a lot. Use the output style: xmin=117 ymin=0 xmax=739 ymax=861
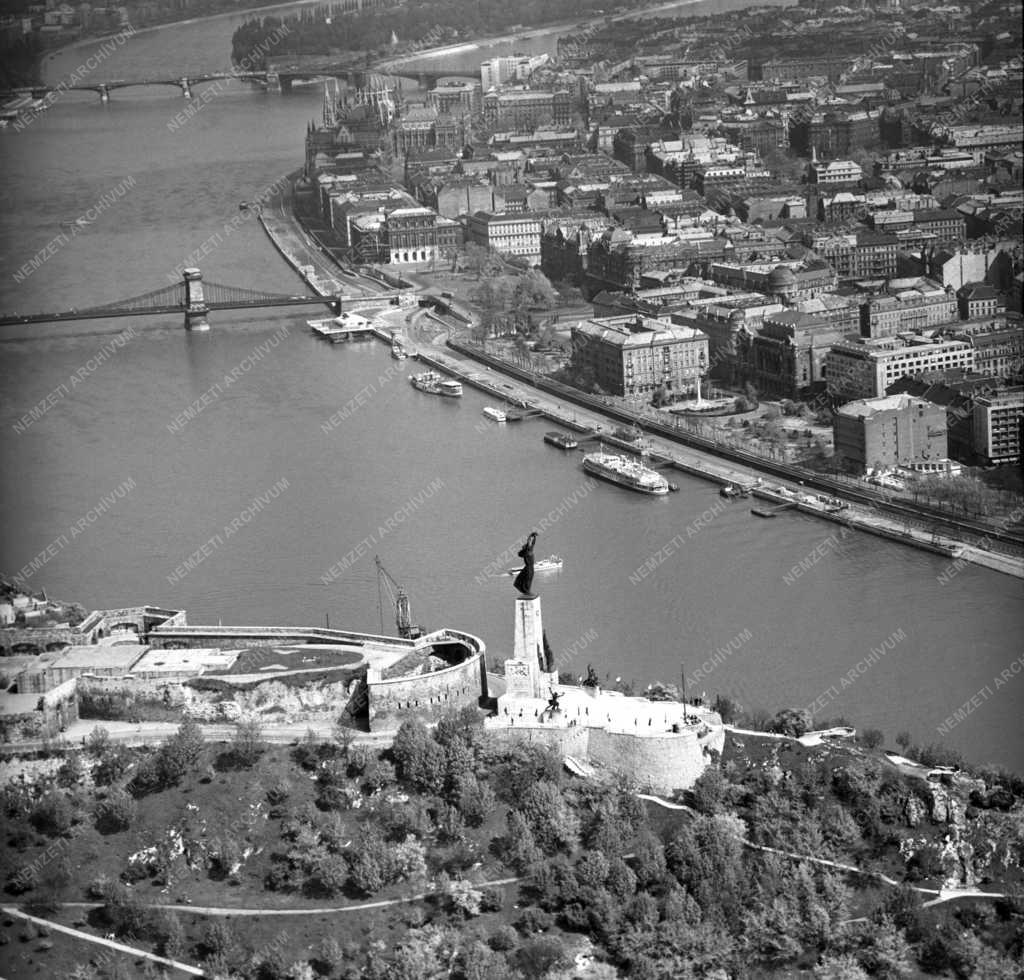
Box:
xmin=904 ymin=795 xmax=926 ymax=828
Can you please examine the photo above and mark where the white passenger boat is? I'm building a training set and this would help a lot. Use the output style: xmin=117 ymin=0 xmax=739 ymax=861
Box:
xmin=582 ymin=450 xmax=670 ymax=495
xmin=507 ymin=555 xmax=563 ymax=575
xmin=438 ymin=379 xmax=463 ymax=397
xmin=482 ymin=406 xmax=507 ymax=422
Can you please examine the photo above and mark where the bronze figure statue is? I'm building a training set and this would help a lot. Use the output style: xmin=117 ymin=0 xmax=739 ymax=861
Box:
xmin=512 ymin=531 xmax=538 ymax=596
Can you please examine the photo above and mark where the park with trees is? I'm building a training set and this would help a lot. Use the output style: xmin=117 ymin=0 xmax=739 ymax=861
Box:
xmin=0 ymin=705 xmax=1022 ymax=978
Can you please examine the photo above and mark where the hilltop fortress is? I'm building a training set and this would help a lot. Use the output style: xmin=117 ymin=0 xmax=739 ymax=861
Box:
xmin=1 ymin=587 xmax=722 ymax=794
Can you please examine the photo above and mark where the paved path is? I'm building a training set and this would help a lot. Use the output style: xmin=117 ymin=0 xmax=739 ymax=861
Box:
xmin=1 ymin=905 xmax=203 ymax=976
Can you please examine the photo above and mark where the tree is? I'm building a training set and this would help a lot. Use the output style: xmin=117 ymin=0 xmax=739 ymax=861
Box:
xmin=346 ymin=833 xmax=388 ymax=895
xmin=771 ymin=707 xmax=811 ymax=737
xmin=30 ymin=791 xmax=74 ymax=837
xmin=514 ymin=936 xmax=570 ymax=980
xmin=157 ymin=718 xmax=205 ymax=786
xmin=313 ymin=853 xmax=349 ymax=897
xmin=518 ymin=781 xmax=579 ymax=854
xmin=503 ymin=810 xmax=543 ymax=872
xmin=457 ymin=774 xmax=496 ymax=827
xmin=230 ymin=718 xmax=265 ymax=768
xmin=860 ymin=728 xmax=885 ymax=750
xmin=94 ymin=788 xmax=136 ymax=834
xmin=56 ymin=752 xmax=85 ymax=788
xmin=459 ymin=940 xmax=514 ymax=980
xmin=691 ymin=766 xmax=727 ymax=815
xmin=94 ymin=743 xmax=131 ymax=787
xmin=86 ymin=725 xmax=111 ymax=757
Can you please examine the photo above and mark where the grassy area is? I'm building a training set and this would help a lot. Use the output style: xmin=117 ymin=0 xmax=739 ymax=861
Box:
xmin=214 ymin=648 xmax=363 ymax=676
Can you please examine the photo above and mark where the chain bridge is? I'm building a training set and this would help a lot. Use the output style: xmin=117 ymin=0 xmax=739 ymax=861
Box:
xmin=0 ymin=268 xmax=341 ymax=330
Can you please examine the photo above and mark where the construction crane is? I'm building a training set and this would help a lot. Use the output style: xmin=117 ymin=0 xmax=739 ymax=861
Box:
xmin=375 ymin=556 xmax=424 ymax=639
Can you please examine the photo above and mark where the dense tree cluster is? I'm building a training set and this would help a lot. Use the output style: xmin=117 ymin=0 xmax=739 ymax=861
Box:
xmin=5 ymin=709 xmax=1023 ymax=977
xmin=231 ymin=0 xmax=638 ymax=68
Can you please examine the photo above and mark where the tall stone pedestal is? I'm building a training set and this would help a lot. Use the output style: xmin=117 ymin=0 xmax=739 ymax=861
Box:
xmin=503 ymin=594 xmax=557 ymax=701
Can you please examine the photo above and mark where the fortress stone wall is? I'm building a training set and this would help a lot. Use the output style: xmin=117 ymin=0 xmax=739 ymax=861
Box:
xmin=494 ymin=717 xmax=723 ymax=795
xmin=367 ymin=652 xmax=487 ymax=731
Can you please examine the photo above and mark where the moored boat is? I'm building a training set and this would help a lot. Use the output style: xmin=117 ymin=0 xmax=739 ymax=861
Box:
xmin=544 ymin=431 xmax=579 ymax=450
xmin=507 ymin=555 xmax=563 ymax=575
xmin=410 ymin=371 xmax=443 ymax=394
xmin=438 ymin=379 xmax=463 ymax=397
xmin=720 ymin=484 xmax=740 ymax=498
xmin=482 ymin=406 xmax=507 ymax=422
xmin=582 ymin=450 xmax=670 ymax=495
xmin=391 ymin=341 xmax=408 ymax=360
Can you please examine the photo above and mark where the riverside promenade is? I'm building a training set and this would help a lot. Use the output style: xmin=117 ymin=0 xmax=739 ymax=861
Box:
xmin=264 ymin=175 xmax=1023 ymax=580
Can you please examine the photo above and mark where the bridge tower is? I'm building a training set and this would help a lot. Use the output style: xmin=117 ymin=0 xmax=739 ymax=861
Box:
xmin=182 ymin=268 xmax=210 ymax=331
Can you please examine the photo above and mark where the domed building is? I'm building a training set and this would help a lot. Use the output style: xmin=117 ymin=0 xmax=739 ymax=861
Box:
xmin=768 ymin=264 xmax=799 ymax=304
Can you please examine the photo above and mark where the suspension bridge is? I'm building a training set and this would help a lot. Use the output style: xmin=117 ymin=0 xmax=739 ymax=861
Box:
xmin=0 ymin=268 xmax=342 ymax=330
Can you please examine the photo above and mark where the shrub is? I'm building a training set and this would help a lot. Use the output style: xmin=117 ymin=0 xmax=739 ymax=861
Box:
xmin=860 ymin=729 xmax=885 ymax=751
xmin=56 ymin=753 xmax=85 ymax=788
xmin=489 ymin=925 xmax=518 ymax=952
xmin=30 ymin=791 xmax=74 ymax=837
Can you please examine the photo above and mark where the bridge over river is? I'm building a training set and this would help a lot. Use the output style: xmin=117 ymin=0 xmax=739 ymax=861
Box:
xmin=0 ymin=268 xmax=340 ymax=330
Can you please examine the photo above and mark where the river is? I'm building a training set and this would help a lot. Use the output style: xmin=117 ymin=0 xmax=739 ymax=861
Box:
xmin=0 ymin=4 xmax=1021 ymax=771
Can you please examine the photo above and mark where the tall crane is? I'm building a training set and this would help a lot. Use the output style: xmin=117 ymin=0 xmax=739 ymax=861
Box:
xmin=375 ymin=556 xmax=423 ymax=639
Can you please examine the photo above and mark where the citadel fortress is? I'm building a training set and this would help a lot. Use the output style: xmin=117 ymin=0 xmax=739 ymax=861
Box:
xmin=0 ymin=583 xmax=723 ymax=794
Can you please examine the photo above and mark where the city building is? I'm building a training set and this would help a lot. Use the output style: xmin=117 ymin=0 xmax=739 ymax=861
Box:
xmin=808 ymin=159 xmax=864 ymax=186
xmin=834 ymin=394 xmax=949 ymax=473
xmin=957 ymin=283 xmax=1005 ymax=320
xmin=859 ymin=282 xmax=958 ymax=338
xmin=480 ymin=54 xmax=549 ymax=91
xmin=569 ymin=314 xmax=709 ymax=397
xmin=824 ymin=336 xmax=976 ymax=400
xmin=971 ymin=387 xmax=1024 ymax=465
xmin=465 ymin=211 xmax=543 ymax=264
xmin=804 ymin=229 xmax=899 ymax=281
xmin=482 ymin=89 xmax=574 ymax=131
xmin=751 ymin=300 xmax=857 ymax=396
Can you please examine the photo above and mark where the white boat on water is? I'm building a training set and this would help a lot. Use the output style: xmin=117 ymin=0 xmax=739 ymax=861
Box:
xmin=391 ymin=342 xmax=408 ymax=360
xmin=438 ymin=379 xmax=463 ymax=397
xmin=582 ymin=450 xmax=670 ymax=495
xmin=507 ymin=555 xmax=563 ymax=575
xmin=410 ymin=371 xmax=443 ymax=394
xmin=482 ymin=406 xmax=507 ymax=422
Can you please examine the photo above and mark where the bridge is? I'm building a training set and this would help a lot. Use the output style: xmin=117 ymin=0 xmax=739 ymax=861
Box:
xmin=0 ymin=62 xmax=470 ymax=104
xmin=0 ymin=268 xmax=340 ymax=330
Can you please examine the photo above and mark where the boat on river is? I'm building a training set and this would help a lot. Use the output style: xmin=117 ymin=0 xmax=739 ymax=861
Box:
xmin=507 ymin=555 xmax=563 ymax=575
xmin=544 ymin=431 xmax=579 ymax=450
xmin=482 ymin=406 xmax=507 ymax=422
xmin=410 ymin=371 xmax=443 ymax=394
xmin=438 ymin=379 xmax=463 ymax=397
xmin=582 ymin=450 xmax=670 ymax=495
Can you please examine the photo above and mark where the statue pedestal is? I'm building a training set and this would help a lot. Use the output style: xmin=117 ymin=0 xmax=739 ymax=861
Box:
xmin=503 ymin=594 xmax=556 ymax=702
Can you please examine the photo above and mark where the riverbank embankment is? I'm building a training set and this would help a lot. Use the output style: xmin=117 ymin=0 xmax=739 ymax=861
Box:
xmin=265 ymin=174 xmax=1023 ymax=579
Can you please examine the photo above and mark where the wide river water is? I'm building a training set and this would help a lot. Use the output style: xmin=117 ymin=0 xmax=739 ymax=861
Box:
xmin=0 ymin=3 xmax=1021 ymax=770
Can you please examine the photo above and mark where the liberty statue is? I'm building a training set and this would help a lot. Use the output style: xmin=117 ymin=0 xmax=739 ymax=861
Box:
xmin=512 ymin=531 xmax=538 ymax=596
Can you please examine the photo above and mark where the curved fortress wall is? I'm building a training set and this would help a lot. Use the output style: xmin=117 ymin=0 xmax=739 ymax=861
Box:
xmin=367 ymin=642 xmax=488 ymax=731
xmin=496 ymin=721 xmax=723 ymax=794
